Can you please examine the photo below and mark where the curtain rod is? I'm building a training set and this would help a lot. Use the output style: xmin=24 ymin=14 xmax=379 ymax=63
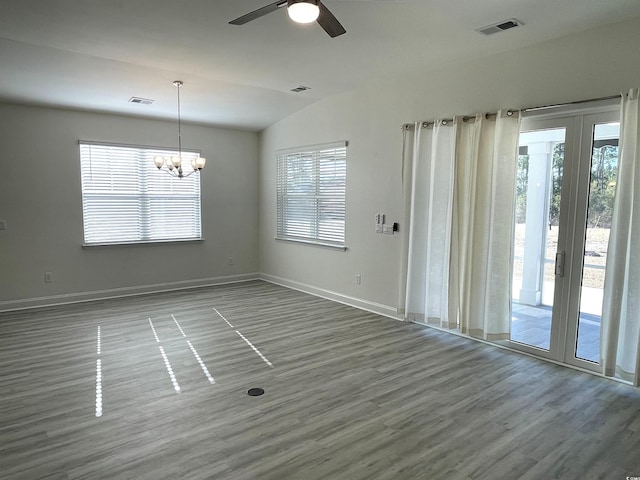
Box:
xmin=521 ymin=94 xmax=621 ymax=112
xmin=403 ymin=112 xmax=510 ymax=130
xmin=402 ymin=93 xmax=623 ymax=130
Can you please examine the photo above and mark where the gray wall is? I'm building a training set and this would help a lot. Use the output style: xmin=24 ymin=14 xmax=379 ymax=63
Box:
xmin=0 ymin=104 xmax=259 ymax=307
xmin=3 ymin=16 xmax=640 ymax=313
xmin=259 ymin=16 xmax=640 ymax=315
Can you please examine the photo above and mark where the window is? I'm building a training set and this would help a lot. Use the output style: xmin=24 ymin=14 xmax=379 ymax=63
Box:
xmin=79 ymin=142 xmax=202 ymax=245
xmin=276 ymin=141 xmax=347 ymax=247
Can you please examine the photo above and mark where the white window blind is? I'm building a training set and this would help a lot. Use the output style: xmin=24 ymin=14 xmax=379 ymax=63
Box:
xmin=79 ymin=142 xmax=202 ymax=245
xmin=276 ymin=141 xmax=347 ymax=247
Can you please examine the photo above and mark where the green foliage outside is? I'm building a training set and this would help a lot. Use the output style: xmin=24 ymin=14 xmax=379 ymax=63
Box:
xmin=514 ymin=154 xmax=529 ymax=224
xmin=588 ymin=145 xmax=618 ymax=228
xmin=514 ymin=143 xmax=618 ymax=228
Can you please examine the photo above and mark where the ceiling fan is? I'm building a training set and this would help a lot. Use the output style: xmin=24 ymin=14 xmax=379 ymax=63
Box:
xmin=229 ymin=0 xmax=346 ymax=38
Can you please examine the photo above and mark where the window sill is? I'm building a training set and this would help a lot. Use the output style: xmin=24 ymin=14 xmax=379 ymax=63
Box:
xmin=275 ymin=237 xmax=347 ymax=251
xmin=82 ymin=238 xmax=204 ymax=249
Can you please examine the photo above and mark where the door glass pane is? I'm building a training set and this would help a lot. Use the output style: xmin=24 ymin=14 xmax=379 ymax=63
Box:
xmin=511 ymin=128 xmax=566 ymax=350
xmin=575 ymin=122 xmax=620 ymax=362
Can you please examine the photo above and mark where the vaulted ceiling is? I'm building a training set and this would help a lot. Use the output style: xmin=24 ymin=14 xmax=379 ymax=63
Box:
xmin=1 ymin=0 xmax=639 ymax=130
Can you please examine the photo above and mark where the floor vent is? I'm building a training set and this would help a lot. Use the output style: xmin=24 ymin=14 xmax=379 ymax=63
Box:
xmin=129 ymin=97 xmax=155 ymax=105
xmin=247 ymin=388 xmax=265 ymax=396
xmin=476 ymin=18 xmax=523 ymax=35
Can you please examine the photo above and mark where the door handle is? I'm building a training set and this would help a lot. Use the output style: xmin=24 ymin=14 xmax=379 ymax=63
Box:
xmin=555 ymin=251 xmax=565 ymax=277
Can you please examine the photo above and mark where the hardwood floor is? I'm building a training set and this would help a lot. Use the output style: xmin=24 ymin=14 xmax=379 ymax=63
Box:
xmin=1 ymin=280 xmax=640 ymax=479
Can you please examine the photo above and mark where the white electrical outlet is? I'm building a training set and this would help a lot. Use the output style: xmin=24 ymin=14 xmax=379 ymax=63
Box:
xmin=375 ymin=224 xmax=383 ymax=233
xmin=44 ymin=272 xmax=53 ymax=283
xmin=228 ymin=257 xmax=234 ymax=265
xmin=383 ymin=225 xmax=394 ymax=235
xmin=355 ymin=274 xmax=361 ymax=284
xmin=0 ymin=220 xmax=6 ymax=230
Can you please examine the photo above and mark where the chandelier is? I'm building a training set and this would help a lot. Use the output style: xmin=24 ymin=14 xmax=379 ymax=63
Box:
xmin=153 ymin=80 xmax=206 ymax=178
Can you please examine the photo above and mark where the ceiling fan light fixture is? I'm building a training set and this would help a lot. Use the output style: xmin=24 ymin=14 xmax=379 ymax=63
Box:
xmin=287 ymin=0 xmax=320 ymax=24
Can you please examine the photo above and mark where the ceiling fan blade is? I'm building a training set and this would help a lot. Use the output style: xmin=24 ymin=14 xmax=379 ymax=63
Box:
xmin=229 ymin=0 xmax=287 ymax=25
xmin=317 ymin=2 xmax=346 ymax=37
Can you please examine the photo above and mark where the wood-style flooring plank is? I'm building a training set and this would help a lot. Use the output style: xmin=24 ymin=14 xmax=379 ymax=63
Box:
xmin=1 ymin=280 xmax=640 ymax=479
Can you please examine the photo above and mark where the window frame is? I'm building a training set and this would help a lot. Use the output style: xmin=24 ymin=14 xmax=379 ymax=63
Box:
xmin=79 ymin=141 xmax=203 ymax=247
xmin=275 ymin=141 xmax=347 ymax=250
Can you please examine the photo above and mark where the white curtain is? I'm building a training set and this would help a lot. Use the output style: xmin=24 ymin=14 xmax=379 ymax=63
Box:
xmin=400 ymin=111 xmax=520 ymax=338
xmin=400 ymin=121 xmax=456 ymax=326
xmin=601 ymin=88 xmax=640 ymax=386
xmin=449 ymin=111 xmax=521 ymax=340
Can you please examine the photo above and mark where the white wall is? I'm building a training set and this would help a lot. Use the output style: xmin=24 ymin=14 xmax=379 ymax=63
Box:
xmin=259 ymin=16 xmax=640 ymax=315
xmin=0 ymin=103 xmax=259 ymax=308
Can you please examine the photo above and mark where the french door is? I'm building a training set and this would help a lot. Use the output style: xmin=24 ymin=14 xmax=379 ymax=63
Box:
xmin=509 ymin=107 xmax=620 ymax=371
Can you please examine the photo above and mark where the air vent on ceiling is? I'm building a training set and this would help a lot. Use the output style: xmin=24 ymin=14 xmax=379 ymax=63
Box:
xmin=476 ymin=18 xmax=523 ymax=35
xmin=290 ymin=86 xmax=311 ymax=93
xmin=129 ymin=96 xmax=155 ymax=105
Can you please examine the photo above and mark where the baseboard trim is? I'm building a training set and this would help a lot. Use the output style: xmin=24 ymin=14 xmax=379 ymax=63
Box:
xmin=0 ymin=273 xmax=260 ymax=312
xmin=259 ymin=273 xmax=401 ymax=321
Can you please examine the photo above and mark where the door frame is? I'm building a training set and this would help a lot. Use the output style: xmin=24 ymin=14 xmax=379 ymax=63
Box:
xmin=563 ymin=109 xmax=620 ymax=371
xmin=505 ymin=100 xmax=620 ymax=372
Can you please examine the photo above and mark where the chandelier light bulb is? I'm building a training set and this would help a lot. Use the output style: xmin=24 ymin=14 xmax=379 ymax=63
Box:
xmin=191 ymin=157 xmax=207 ymax=170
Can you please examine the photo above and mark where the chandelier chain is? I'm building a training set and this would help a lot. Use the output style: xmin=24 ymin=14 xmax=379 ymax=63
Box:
xmin=176 ymin=82 xmax=182 ymax=156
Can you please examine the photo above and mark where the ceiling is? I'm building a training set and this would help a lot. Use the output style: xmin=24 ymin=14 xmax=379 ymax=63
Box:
xmin=1 ymin=0 xmax=639 ymax=131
